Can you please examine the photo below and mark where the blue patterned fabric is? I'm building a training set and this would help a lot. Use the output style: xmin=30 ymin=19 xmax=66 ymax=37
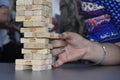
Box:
xmin=80 ymin=0 xmax=120 ymax=43
xmin=89 ymin=0 xmax=120 ymax=31
xmin=0 ymin=0 xmax=11 ymax=10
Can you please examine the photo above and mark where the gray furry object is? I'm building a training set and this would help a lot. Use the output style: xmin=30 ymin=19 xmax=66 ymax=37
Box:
xmin=60 ymin=0 xmax=85 ymax=35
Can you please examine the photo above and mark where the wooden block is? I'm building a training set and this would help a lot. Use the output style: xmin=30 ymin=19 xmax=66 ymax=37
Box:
xmin=24 ymin=0 xmax=32 ymax=5
xmin=25 ymin=11 xmax=33 ymax=16
xmin=16 ymin=5 xmax=45 ymax=11
xmin=20 ymin=27 xmax=48 ymax=33
xmin=23 ymin=43 xmax=53 ymax=49
xmin=32 ymin=65 xmax=52 ymax=71
xmin=24 ymin=54 xmax=33 ymax=60
xmin=31 ymin=16 xmax=45 ymax=22
xmin=32 ymin=59 xmax=52 ymax=65
xmin=44 ymin=6 xmax=51 ymax=17
xmin=24 ymin=32 xmax=59 ymax=39
xmin=24 ymin=16 xmax=33 ymax=21
xmin=46 ymin=18 xmax=52 ymax=24
xmin=24 ymin=16 xmax=45 ymax=22
xmin=22 ymin=49 xmax=50 ymax=54
xmin=46 ymin=0 xmax=52 ymax=3
xmin=23 ymin=21 xmax=47 ymax=27
xmin=16 ymin=16 xmax=25 ymax=22
xmin=33 ymin=54 xmax=52 ymax=60
xmin=45 ymin=59 xmax=52 ymax=65
xmin=50 ymin=33 xmax=60 ymax=39
xmin=25 ymin=5 xmax=33 ymax=10
xmin=23 ymin=21 xmax=32 ymax=26
xmin=16 ymin=59 xmax=52 ymax=66
xmin=33 ymin=0 xmax=48 ymax=5
xmin=33 ymin=10 xmax=45 ymax=16
xmin=32 ymin=5 xmax=45 ymax=10
xmin=16 ymin=6 xmax=26 ymax=11
xmin=32 ymin=21 xmax=47 ymax=26
xmin=15 ymin=65 xmax=32 ymax=70
xmin=24 ymin=32 xmax=50 ymax=38
xmin=16 ymin=16 xmax=45 ymax=22
xmin=15 ymin=59 xmax=32 ymax=65
xmin=21 ymin=38 xmax=49 ymax=43
xmin=16 ymin=0 xmax=25 ymax=5
xmin=16 ymin=11 xmax=25 ymax=16
xmin=48 ymin=2 xmax=52 ymax=7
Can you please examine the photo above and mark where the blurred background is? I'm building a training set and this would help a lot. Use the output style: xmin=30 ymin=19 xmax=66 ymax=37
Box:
xmin=0 ymin=0 xmax=61 ymax=63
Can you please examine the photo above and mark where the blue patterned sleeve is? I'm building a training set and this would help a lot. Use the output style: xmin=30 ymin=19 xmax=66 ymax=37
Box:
xmin=89 ymin=0 xmax=120 ymax=31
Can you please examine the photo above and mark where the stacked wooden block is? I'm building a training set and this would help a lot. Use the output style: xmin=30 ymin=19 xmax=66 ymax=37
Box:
xmin=15 ymin=0 xmax=59 ymax=71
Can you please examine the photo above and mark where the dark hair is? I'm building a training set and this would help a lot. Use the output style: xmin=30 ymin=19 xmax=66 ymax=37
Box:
xmin=60 ymin=0 xmax=85 ymax=35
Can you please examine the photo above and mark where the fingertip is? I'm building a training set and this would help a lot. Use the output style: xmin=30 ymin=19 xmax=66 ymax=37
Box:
xmin=52 ymin=60 xmax=63 ymax=67
xmin=59 ymin=33 xmax=64 ymax=39
xmin=60 ymin=32 xmax=72 ymax=40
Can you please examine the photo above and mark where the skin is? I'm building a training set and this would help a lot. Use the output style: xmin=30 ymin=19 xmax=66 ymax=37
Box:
xmin=51 ymin=32 xmax=120 ymax=67
xmin=0 ymin=6 xmax=9 ymax=23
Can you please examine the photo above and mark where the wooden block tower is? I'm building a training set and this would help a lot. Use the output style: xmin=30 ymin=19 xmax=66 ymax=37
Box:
xmin=15 ymin=0 xmax=59 ymax=71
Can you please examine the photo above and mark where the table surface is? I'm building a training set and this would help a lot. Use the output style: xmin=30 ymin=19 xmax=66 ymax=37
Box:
xmin=0 ymin=63 xmax=120 ymax=80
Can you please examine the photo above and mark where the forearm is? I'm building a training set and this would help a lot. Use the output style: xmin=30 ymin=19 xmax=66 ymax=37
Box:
xmin=83 ymin=42 xmax=120 ymax=65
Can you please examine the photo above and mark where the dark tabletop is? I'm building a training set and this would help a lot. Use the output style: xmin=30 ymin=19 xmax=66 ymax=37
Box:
xmin=0 ymin=63 xmax=120 ymax=80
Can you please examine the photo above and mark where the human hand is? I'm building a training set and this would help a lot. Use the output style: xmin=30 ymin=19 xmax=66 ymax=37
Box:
xmin=51 ymin=32 xmax=91 ymax=67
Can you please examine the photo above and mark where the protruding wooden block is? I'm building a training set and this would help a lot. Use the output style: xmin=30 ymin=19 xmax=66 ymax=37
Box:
xmin=22 ymin=49 xmax=50 ymax=54
xmin=23 ymin=43 xmax=53 ymax=49
xmin=24 ymin=32 xmax=59 ymax=39
xmin=32 ymin=65 xmax=52 ymax=71
xmin=23 ymin=21 xmax=47 ymax=27
xmin=15 ymin=65 xmax=32 ymax=70
xmin=20 ymin=27 xmax=48 ymax=33
xmin=15 ymin=59 xmax=32 ymax=65
xmin=21 ymin=38 xmax=49 ymax=43
xmin=24 ymin=32 xmax=50 ymax=38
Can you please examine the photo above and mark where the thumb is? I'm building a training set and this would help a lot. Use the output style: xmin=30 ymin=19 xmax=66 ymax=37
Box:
xmin=52 ymin=59 xmax=64 ymax=67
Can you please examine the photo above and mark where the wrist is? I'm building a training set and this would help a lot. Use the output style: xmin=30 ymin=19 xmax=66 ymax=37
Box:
xmin=82 ymin=41 xmax=105 ymax=63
